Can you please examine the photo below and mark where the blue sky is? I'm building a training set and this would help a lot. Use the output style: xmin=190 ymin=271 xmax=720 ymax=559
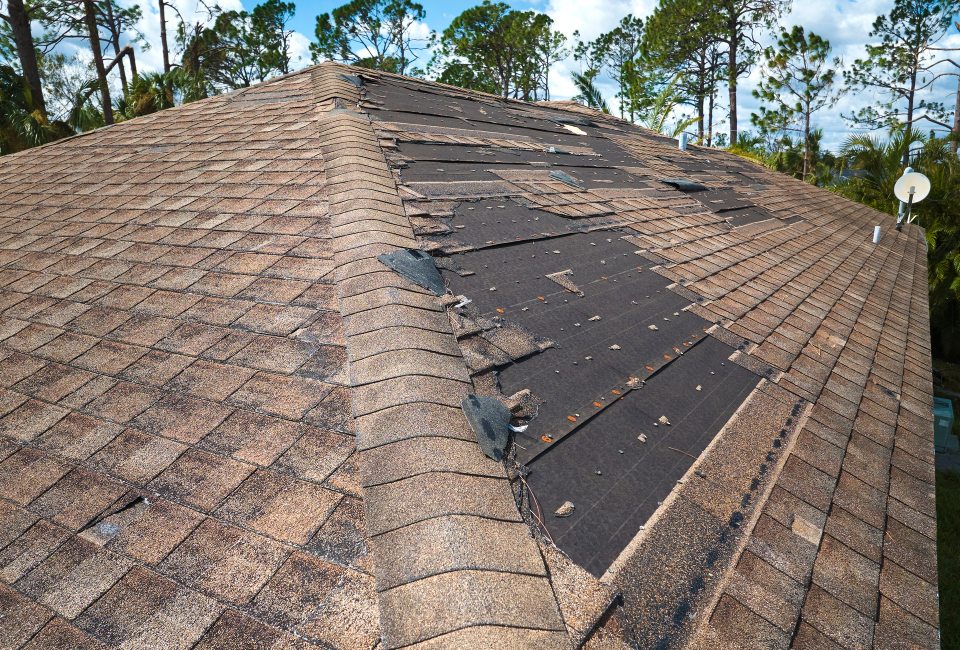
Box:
xmin=67 ymin=0 xmax=960 ymax=152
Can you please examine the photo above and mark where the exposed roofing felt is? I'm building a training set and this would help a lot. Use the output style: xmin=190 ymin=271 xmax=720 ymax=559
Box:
xmin=0 ymin=62 xmax=938 ymax=650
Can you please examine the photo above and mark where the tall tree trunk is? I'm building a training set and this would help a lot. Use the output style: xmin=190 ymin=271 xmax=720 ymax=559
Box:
xmin=727 ymin=12 xmax=738 ymax=146
xmin=904 ymin=70 xmax=916 ymax=166
xmin=707 ymin=88 xmax=715 ymax=147
xmin=6 ymin=0 xmax=46 ymax=117
xmin=84 ymin=0 xmax=113 ymax=125
xmin=954 ymin=22 xmax=960 ymax=154
xmin=128 ymin=45 xmax=138 ymax=78
xmin=159 ymin=0 xmax=171 ymax=74
xmin=952 ymin=72 xmax=960 ymax=155
xmin=697 ymin=93 xmax=705 ymax=142
xmin=103 ymin=0 xmax=128 ymax=95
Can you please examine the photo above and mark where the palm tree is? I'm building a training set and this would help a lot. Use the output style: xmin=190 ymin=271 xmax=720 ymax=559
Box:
xmin=638 ymin=74 xmax=699 ymax=138
xmin=128 ymin=72 xmax=175 ymax=116
xmin=0 ymin=65 xmax=73 ymax=154
xmin=571 ymin=72 xmax=610 ymax=114
xmin=767 ymin=129 xmax=837 ymax=186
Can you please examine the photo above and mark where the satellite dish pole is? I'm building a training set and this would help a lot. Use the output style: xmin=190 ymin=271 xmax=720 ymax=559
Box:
xmin=894 ymin=167 xmax=931 ymax=232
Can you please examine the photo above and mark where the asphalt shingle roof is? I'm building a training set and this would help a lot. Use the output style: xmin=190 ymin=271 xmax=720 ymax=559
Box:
xmin=0 ymin=62 xmax=938 ymax=650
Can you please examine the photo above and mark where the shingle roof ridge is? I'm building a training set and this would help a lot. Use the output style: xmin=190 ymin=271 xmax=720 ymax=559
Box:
xmin=311 ymin=73 xmax=573 ymax=649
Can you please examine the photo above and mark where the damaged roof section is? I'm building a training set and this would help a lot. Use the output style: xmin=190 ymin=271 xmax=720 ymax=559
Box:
xmin=0 ymin=60 xmax=939 ymax=650
xmin=358 ymin=70 xmax=937 ymax=650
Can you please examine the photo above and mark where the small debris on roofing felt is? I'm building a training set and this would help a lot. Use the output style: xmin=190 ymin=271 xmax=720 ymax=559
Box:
xmin=556 ymin=502 xmax=575 ymax=517
xmin=461 ymin=395 xmax=512 ymax=461
xmin=659 ymin=416 xmax=670 ymax=425
xmin=638 ymin=434 xmax=647 ymax=442
xmin=378 ymin=249 xmax=448 ymax=296
xmin=610 ymin=344 xmax=621 ymax=350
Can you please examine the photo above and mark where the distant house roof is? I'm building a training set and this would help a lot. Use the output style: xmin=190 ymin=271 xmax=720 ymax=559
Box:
xmin=0 ymin=62 xmax=938 ymax=650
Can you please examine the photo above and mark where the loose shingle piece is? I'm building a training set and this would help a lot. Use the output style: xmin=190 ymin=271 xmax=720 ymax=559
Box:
xmin=0 ymin=61 xmax=936 ymax=650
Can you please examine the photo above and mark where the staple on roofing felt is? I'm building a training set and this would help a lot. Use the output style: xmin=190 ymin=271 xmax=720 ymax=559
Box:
xmin=461 ymin=394 xmax=512 ymax=461
xmin=377 ymin=249 xmax=448 ymax=295
xmin=658 ymin=178 xmax=707 ymax=191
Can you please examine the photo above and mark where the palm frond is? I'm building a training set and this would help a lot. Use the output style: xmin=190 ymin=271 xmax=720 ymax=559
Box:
xmin=571 ymin=72 xmax=610 ymax=114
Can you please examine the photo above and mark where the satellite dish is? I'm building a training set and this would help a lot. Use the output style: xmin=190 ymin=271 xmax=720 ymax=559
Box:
xmin=894 ymin=170 xmax=931 ymax=203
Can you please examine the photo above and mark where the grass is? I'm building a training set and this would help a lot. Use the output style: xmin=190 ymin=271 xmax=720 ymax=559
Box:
xmin=938 ymin=469 xmax=960 ymax=649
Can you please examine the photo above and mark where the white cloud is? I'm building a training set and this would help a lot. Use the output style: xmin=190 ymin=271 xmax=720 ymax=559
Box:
xmin=289 ymin=30 xmax=313 ymax=70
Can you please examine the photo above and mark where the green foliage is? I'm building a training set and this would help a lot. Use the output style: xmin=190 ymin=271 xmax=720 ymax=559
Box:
xmin=643 ymin=0 xmax=725 ymax=141
xmin=311 ymin=0 xmax=427 ymax=75
xmin=430 ymin=1 xmax=567 ymax=101
xmin=638 ymin=74 xmax=699 ymax=138
xmin=574 ymin=16 xmax=644 ymax=120
xmin=842 ymin=0 xmax=960 ymax=133
xmin=0 ymin=64 xmax=73 ymax=153
xmin=66 ymin=76 xmax=104 ymax=132
xmin=936 ymin=468 xmax=960 ymax=648
xmin=570 ymin=72 xmax=610 ymax=114
xmin=752 ymin=26 xmax=843 ymax=181
xmin=766 ymin=128 xmax=838 ymax=186
xmin=177 ymin=0 xmax=297 ymax=93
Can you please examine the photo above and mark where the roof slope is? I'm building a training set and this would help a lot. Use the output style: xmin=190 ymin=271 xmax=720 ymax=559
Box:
xmin=0 ymin=69 xmax=376 ymax=650
xmin=0 ymin=62 xmax=939 ymax=650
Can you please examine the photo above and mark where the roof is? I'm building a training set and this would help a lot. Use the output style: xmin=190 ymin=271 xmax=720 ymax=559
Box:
xmin=0 ymin=62 xmax=938 ymax=650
